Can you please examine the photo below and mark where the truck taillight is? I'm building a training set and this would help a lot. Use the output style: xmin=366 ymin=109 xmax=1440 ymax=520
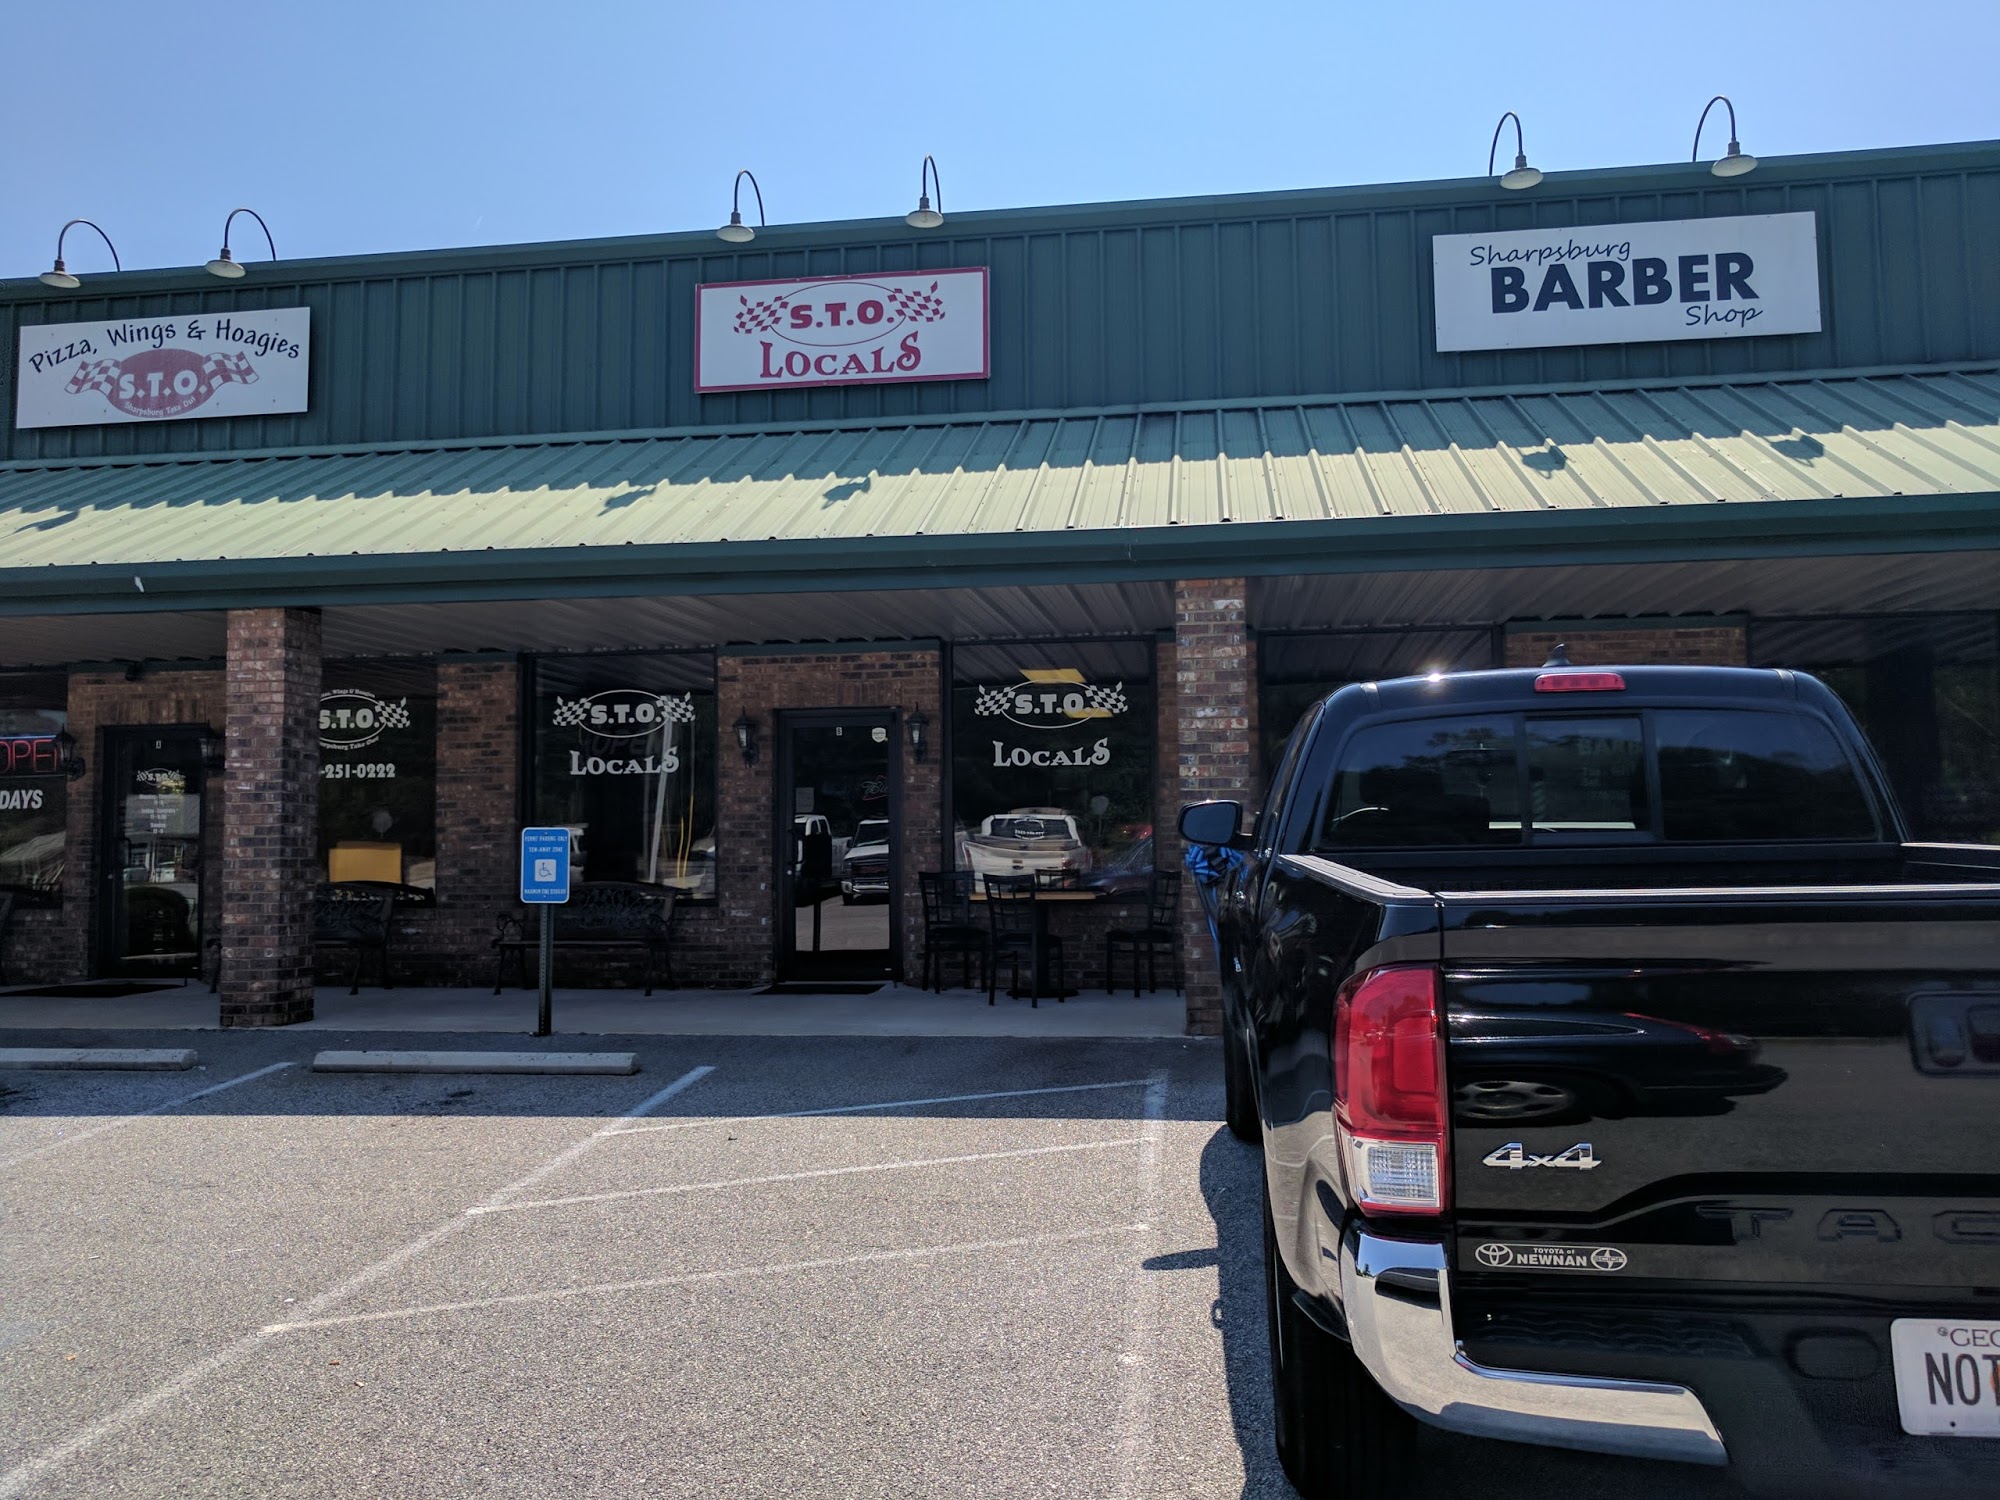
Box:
xmin=1334 ymin=965 xmax=1449 ymax=1215
xmin=1533 ymin=671 xmax=1626 ymax=692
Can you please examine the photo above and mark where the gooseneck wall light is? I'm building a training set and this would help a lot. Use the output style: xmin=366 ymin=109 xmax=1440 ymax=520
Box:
xmin=207 ymin=207 xmax=278 ymax=279
xmin=1693 ymin=95 xmax=1757 ymax=177
xmin=717 ymin=170 xmax=766 ymax=243
xmin=40 ymin=219 xmax=121 ymax=289
xmin=906 ymin=156 xmax=944 ymax=229
xmin=1486 ymin=112 xmax=1542 ymax=191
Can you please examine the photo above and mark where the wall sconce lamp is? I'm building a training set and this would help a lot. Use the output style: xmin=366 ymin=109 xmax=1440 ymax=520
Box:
xmin=733 ymin=712 xmax=759 ymax=765
xmin=906 ymin=155 xmax=944 ymax=229
xmin=207 ymin=207 xmax=278 ymax=279
xmin=1694 ymin=95 xmax=1758 ymax=177
xmin=54 ymin=729 xmax=86 ymax=781
xmin=40 ymin=218 xmax=121 ymax=289
xmin=906 ymin=709 xmax=930 ymax=762
xmin=718 ymin=170 xmax=765 ymax=243
xmin=198 ymin=730 xmax=227 ymax=772
xmin=1486 ymin=112 xmax=1543 ymax=191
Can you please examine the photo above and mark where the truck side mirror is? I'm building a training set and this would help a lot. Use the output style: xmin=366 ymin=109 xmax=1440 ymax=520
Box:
xmin=1179 ymin=800 xmax=1243 ymax=847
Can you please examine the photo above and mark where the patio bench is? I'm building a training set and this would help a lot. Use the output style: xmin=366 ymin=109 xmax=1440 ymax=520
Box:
xmin=492 ymin=881 xmax=676 ymax=995
xmin=207 ymin=881 xmax=401 ymax=993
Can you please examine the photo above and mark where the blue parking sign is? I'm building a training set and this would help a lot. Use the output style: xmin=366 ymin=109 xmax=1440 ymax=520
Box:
xmin=520 ymin=827 xmax=571 ymax=903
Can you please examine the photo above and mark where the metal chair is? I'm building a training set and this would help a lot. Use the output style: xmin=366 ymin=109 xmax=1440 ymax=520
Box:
xmin=919 ymin=871 xmax=985 ymax=992
xmin=983 ymin=873 xmax=1064 ymax=1007
xmin=1106 ymin=869 xmax=1182 ymax=996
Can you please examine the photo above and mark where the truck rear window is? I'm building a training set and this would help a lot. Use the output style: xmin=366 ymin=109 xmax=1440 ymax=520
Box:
xmin=1319 ymin=708 xmax=1878 ymax=848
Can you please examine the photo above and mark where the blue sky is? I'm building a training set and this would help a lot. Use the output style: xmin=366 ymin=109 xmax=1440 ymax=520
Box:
xmin=6 ymin=0 xmax=1997 ymax=280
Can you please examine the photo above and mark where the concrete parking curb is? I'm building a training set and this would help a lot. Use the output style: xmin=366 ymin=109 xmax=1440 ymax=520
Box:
xmin=0 ymin=1047 xmax=198 ymax=1071
xmin=310 ymin=1050 xmax=639 ymax=1075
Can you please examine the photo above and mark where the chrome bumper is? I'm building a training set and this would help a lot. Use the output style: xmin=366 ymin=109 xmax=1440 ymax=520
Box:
xmin=1338 ymin=1227 xmax=1728 ymax=1467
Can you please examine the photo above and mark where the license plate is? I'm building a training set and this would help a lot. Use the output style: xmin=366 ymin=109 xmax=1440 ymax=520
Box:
xmin=1891 ymin=1319 xmax=2000 ymax=1437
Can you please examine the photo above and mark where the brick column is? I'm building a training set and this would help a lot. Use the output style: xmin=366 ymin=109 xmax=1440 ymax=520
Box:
xmin=220 ymin=608 xmax=321 ymax=1026
xmin=432 ymin=660 xmax=520 ymax=976
xmin=1173 ymin=579 xmax=1258 ymax=1037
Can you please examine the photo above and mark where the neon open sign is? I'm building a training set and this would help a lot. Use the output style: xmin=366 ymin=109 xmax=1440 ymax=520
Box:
xmin=0 ymin=736 xmax=63 ymax=778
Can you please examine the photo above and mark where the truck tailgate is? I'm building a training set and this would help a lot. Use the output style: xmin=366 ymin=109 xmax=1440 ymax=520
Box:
xmin=1438 ymin=884 xmax=2000 ymax=1295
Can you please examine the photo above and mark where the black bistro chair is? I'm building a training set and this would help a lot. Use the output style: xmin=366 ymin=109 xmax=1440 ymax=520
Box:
xmin=982 ymin=873 xmax=1065 ymax=1008
xmin=1106 ymin=868 xmax=1182 ymax=996
xmin=919 ymin=871 xmax=985 ymax=992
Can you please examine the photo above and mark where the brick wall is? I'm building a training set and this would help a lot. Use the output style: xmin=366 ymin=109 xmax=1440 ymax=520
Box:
xmin=219 ymin=608 xmax=321 ymax=1026
xmin=713 ymin=649 xmax=944 ymax=989
xmin=1505 ymin=623 xmax=1748 ymax=668
xmin=1173 ymin=580 xmax=1259 ymax=1036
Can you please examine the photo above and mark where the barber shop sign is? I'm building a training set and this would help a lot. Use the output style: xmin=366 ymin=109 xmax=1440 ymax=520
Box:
xmin=1431 ymin=211 xmax=1821 ymax=352
xmin=695 ymin=268 xmax=988 ymax=393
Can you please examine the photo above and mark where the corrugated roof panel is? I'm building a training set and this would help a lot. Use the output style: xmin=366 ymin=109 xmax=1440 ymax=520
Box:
xmin=1 ymin=369 xmax=1995 ymax=577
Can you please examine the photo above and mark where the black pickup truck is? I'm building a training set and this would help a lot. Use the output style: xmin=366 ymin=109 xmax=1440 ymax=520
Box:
xmin=1180 ymin=661 xmax=2000 ymax=1498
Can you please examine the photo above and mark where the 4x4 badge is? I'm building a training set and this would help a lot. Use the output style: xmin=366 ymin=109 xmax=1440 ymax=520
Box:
xmin=1481 ymin=1141 xmax=1600 ymax=1171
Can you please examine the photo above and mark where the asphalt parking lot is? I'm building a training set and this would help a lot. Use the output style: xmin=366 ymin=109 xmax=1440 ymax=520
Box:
xmin=0 ymin=1032 xmax=1745 ymax=1499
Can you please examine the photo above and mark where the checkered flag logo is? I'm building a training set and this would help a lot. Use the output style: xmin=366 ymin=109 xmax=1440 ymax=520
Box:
xmin=374 ymin=697 xmax=411 ymax=730
xmin=973 ymin=684 xmax=1015 ymax=716
xmin=64 ymin=360 xmax=123 ymax=397
xmin=886 ymin=281 xmax=947 ymax=323
xmin=200 ymin=351 xmax=260 ymax=388
xmin=662 ymin=694 xmax=698 ymax=724
xmin=1082 ymin=682 xmax=1127 ymax=715
xmin=551 ymin=696 xmax=593 ymax=728
xmin=732 ymin=293 xmax=792 ymax=335
xmin=64 ymin=350 xmax=259 ymax=398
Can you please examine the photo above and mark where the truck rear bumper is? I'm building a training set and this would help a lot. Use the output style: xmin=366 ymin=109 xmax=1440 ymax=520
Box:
xmin=1339 ymin=1226 xmax=1728 ymax=1467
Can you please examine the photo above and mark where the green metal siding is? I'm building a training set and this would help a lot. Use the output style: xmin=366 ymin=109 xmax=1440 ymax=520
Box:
xmin=1 ymin=144 xmax=1996 ymax=464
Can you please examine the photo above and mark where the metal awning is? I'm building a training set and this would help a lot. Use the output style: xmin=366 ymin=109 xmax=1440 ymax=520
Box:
xmin=1 ymin=366 xmax=1996 ymax=618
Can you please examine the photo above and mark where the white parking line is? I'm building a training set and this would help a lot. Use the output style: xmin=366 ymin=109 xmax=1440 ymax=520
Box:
xmin=467 ymin=1136 xmax=1149 ymax=1215
xmin=1117 ymin=1072 xmax=1171 ymax=1500
xmin=0 ymin=1063 xmax=715 ymax=1500
xmin=610 ymin=1076 xmax=1154 ymax=1134
xmin=261 ymin=1221 xmax=1151 ymax=1335
xmin=0 ymin=1061 xmax=296 ymax=1172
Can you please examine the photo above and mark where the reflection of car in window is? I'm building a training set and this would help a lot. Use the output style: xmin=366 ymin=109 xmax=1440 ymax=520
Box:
xmin=840 ymin=819 xmax=891 ymax=904
xmin=960 ymin=807 xmax=1090 ymax=881
xmin=1084 ymin=831 xmax=1154 ymax=898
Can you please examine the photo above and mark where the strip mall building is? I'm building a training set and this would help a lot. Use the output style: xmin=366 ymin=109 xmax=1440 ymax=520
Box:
xmin=2 ymin=140 xmax=1997 ymax=1029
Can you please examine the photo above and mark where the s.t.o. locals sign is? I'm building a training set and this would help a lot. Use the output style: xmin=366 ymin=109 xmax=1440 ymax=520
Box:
xmin=695 ymin=268 xmax=987 ymax=393
xmin=1432 ymin=212 xmax=1820 ymax=352
xmin=16 ymin=307 xmax=310 ymax=430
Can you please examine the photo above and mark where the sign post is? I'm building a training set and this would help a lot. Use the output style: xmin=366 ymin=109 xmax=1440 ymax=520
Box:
xmin=519 ymin=828 xmax=571 ymax=1038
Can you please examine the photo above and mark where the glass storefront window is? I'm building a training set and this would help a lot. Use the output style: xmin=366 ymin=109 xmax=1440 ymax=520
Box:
xmin=1259 ymin=630 xmax=1496 ymax=769
xmin=318 ymin=661 xmax=438 ymax=893
xmin=0 ymin=671 xmax=69 ymax=903
xmin=949 ymin=640 xmax=1154 ymax=897
xmin=1752 ymin=615 xmax=2000 ymax=844
xmin=528 ymin=654 xmax=717 ymax=900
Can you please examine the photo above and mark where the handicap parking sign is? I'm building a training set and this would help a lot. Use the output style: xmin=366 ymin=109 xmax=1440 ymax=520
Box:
xmin=520 ymin=828 xmax=571 ymax=903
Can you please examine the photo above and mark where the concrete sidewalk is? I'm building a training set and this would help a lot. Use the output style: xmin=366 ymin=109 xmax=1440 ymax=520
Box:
xmin=0 ymin=981 xmax=1188 ymax=1038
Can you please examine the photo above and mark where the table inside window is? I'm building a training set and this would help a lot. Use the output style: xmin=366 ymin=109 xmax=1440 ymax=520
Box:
xmin=968 ymin=887 xmax=1099 ymax=999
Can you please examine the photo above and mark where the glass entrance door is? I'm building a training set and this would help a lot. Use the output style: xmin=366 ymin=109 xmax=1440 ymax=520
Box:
xmin=778 ymin=712 xmax=896 ymax=981
xmin=99 ymin=729 xmax=208 ymax=977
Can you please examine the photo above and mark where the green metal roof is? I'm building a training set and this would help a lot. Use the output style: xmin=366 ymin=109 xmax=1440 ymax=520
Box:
xmin=2 ymin=367 xmax=1997 ymax=614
